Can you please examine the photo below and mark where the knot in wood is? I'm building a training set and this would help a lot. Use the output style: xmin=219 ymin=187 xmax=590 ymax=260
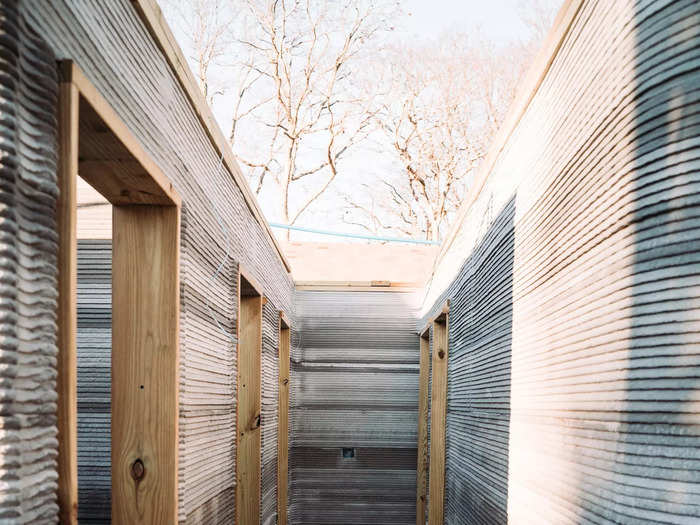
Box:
xmin=131 ymin=458 xmax=145 ymax=481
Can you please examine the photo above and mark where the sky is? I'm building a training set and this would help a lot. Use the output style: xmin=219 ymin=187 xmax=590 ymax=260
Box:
xmin=399 ymin=0 xmax=541 ymax=43
xmin=163 ymin=0 xmax=561 ymax=243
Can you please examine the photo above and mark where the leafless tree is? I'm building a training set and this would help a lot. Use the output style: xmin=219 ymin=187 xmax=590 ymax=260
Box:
xmin=519 ymin=0 xmax=560 ymax=44
xmin=342 ymin=36 xmax=512 ymax=242
xmin=343 ymin=1 xmax=559 ymax=242
xmin=163 ymin=0 xmax=235 ymax=105
xmin=164 ymin=0 xmax=398 ymax=236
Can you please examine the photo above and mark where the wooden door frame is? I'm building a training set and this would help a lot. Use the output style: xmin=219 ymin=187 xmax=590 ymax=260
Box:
xmin=236 ymin=265 xmax=264 ymax=525
xmin=416 ymin=326 xmax=430 ymax=525
xmin=277 ymin=312 xmax=291 ymax=525
xmin=57 ymin=60 xmax=181 ymax=524
xmin=416 ymin=301 xmax=449 ymax=525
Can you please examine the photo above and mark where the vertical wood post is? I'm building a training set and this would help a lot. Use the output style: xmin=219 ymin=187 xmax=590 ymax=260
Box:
xmin=416 ymin=329 xmax=430 ymax=525
xmin=277 ymin=314 xmax=291 ymax=525
xmin=428 ymin=307 xmax=449 ymax=525
xmin=236 ymin=270 xmax=263 ymax=525
xmin=57 ymin=79 xmax=79 ymax=525
xmin=111 ymin=205 xmax=180 ymax=524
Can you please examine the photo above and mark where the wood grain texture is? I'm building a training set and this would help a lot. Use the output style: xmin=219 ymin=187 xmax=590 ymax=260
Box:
xmin=416 ymin=331 xmax=430 ymax=525
xmin=59 ymin=61 xmax=179 ymax=206
xmin=236 ymin=271 xmax=263 ymax=525
xmin=428 ymin=313 xmax=448 ymax=525
xmin=57 ymin=79 xmax=79 ymax=525
xmin=277 ymin=314 xmax=290 ymax=525
xmin=111 ymin=205 xmax=180 ymax=524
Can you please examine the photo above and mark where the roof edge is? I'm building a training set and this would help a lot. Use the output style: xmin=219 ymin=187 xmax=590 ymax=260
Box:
xmin=432 ymin=0 xmax=584 ymax=272
xmin=295 ymin=280 xmax=422 ymax=292
xmin=130 ymin=0 xmax=292 ymax=273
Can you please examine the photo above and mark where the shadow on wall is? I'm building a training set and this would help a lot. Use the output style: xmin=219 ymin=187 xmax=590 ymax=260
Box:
xmin=614 ymin=0 xmax=700 ymax=521
xmin=440 ymin=197 xmax=516 ymax=523
xmin=506 ymin=1 xmax=700 ymax=520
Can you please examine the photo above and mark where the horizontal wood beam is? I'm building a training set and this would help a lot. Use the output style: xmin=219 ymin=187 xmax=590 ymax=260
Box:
xmin=59 ymin=61 xmax=180 ymax=206
xmin=420 ymin=300 xmax=450 ymax=337
xmin=239 ymin=265 xmax=263 ymax=297
xmin=280 ymin=311 xmax=290 ymax=330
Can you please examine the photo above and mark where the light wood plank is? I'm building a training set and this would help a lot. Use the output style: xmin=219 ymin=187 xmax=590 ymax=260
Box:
xmin=112 ymin=205 xmax=180 ymax=524
xmin=59 ymin=61 xmax=180 ymax=206
xmin=277 ymin=314 xmax=291 ymax=525
xmin=428 ymin=311 xmax=449 ymax=525
xmin=236 ymin=271 xmax=263 ymax=525
xmin=416 ymin=330 xmax=430 ymax=525
xmin=57 ymin=79 xmax=79 ymax=525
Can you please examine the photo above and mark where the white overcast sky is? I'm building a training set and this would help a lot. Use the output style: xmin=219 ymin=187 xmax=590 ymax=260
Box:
xmin=164 ymin=0 xmax=562 ymax=242
xmin=399 ymin=0 xmax=543 ymax=42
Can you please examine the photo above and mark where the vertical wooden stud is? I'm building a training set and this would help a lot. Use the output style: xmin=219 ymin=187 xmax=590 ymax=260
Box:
xmin=57 ymin=79 xmax=79 ymax=525
xmin=236 ymin=272 xmax=263 ymax=525
xmin=428 ymin=310 xmax=449 ymax=525
xmin=111 ymin=205 xmax=180 ymax=524
xmin=416 ymin=329 xmax=430 ymax=525
xmin=277 ymin=314 xmax=291 ymax=525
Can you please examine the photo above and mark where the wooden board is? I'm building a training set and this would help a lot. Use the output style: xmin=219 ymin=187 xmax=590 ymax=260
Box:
xmin=416 ymin=330 xmax=430 ymax=525
xmin=277 ymin=314 xmax=291 ymax=525
xmin=236 ymin=271 xmax=263 ymax=525
xmin=59 ymin=61 xmax=179 ymax=206
xmin=428 ymin=312 xmax=448 ymax=525
xmin=57 ymin=80 xmax=79 ymax=525
xmin=111 ymin=205 xmax=180 ymax=524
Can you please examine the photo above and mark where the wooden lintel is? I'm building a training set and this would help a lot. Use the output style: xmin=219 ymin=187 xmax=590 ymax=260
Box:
xmin=420 ymin=300 xmax=450 ymax=336
xmin=59 ymin=60 xmax=180 ymax=207
xmin=434 ymin=300 xmax=450 ymax=324
xmin=239 ymin=264 xmax=263 ymax=297
xmin=279 ymin=311 xmax=290 ymax=330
